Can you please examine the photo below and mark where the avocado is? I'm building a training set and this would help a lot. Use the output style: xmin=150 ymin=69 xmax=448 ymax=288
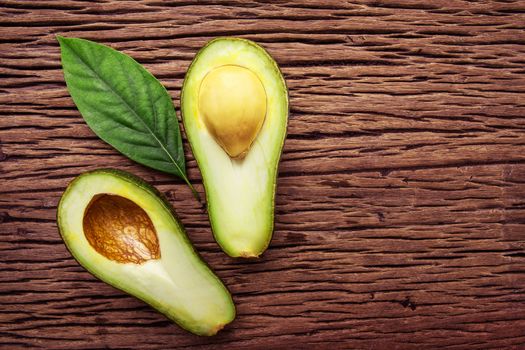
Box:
xmin=57 ymin=169 xmax=235 ymax=336
xmin=181 ymin=38 xmax=288 ymax=258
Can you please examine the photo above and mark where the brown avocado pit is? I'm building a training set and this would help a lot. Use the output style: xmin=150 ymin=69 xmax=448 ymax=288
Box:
xmin=83 ymin=194 xmax=160 ymax=264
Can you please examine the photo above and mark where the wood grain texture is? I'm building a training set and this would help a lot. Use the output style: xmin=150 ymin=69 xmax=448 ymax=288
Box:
xmin=1 ymin=0 xmax=525 ymax=349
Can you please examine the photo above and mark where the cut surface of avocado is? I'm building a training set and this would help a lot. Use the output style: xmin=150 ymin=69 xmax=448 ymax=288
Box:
xmin=57 ymin=169 xmax=235 ymax=336
xmin=181 ymin=38 xmax=288 ymax=258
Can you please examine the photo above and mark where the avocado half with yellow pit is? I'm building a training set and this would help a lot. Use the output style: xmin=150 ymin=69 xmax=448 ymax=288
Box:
xmin=181 ymin=37 xmax=288 ymax=258
xmin=57 ymin=169 xmax=235 ymax=336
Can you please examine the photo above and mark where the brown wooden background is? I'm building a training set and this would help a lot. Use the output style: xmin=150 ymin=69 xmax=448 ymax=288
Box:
xmin=1 ymin=1 xmax=525 ymax=349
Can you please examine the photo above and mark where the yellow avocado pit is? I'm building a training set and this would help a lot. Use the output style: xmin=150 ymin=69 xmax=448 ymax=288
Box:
xmin=83 ymin=194 xmax=160 ymax=264
xmin=198 ymin=65 xmax=267 ymax=158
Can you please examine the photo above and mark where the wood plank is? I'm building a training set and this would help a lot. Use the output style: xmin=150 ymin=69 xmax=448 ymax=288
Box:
xmin=1 ymin=0 xmax=524 ymax=349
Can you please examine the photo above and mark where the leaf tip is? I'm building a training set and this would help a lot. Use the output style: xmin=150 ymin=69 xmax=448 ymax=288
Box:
xmin=57 ymin=36 xmax=72 ymax=51
xmin=57 ymin=36 xmax=80 ymax=49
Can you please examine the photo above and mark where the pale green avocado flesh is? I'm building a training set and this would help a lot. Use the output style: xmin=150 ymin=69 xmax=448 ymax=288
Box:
xmin=57 ymin=169 xmax=235 ymax=336
xmin=181 ymin=38 xmax=288 ymax=258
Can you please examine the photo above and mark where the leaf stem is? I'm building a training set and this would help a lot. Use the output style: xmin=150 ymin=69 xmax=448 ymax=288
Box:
xmin=182 ymin=176 xmax=205 ymax=208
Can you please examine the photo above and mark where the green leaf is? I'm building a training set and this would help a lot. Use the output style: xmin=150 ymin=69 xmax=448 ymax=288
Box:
xmin=58 ymin=36 xmax=199 ymax=199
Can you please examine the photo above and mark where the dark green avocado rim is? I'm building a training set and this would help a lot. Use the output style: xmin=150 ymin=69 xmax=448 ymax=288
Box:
xmin=180 ymin=37 xmax=290 ymax=258
xmin=56 ymin=168 xmax=236 ymax=336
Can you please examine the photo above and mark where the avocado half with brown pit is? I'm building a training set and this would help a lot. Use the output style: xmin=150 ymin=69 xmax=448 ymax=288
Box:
xmin=181 ymin=37 xmax=288 ymax=258
xmin=57 ymin=169 xmax=235 ymax=336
